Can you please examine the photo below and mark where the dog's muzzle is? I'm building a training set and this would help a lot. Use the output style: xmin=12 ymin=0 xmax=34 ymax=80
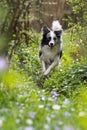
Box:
xmin=49 ymin=43 xmax=54 ymax=49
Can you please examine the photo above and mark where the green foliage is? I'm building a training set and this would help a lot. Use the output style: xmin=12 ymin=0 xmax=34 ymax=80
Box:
xmin=0 ymin=32 xmax=87 ymax=130
xmin=43 ymin=19 xmax=87 ymax=96
xmin=2 ymin=70 xmax=26 ymax=91
xmin=0 ymin=6 xmax=8 ymax=21
xmin=11 ymin=32 xmax=45 ymax=88
xmin=0 ymin=71 xmax=87 ymax=130
xmin=67 ymin=0 xmax=87 ymax=26
xmin=11 ymin=25 xmax=87 ymax=91
xmin=44 ymin=64 xmax=87 ymax=96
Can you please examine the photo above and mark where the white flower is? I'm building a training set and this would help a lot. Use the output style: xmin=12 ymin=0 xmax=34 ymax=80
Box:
xmin=24 ymin=126 xmax=34 ymax=130
xmin=46 ymin=117 xmax=51 ymax=122
xmin=26 ymin=119 xmax=33 ymax=125
xmin=15 ymin=119 xmax=20 ymax=124
xmin=71 ymin=108 xmax=75 ymax=111
xmin=63 ymin=98 xmax=70 ymax=105
xmin=52 ymin=104 xmax=61 ymax=110
xmin=58 ymin=120 xmax=63 ymax=125
xmin=28 ymin=112 xmax=36 ymax=119
xmin=63 ymin=126 xmax=74 ymax=130
xmin=0 ymin=117 xmax=4 ymax=127
xmin=48 ymin=97 xmax=54 ymax=101
xmin=44 ymin=124 xmax=49 ymax=130
xmin=41 ymin=95 xmax=45 ymax=100
xmin=38 ymin=104 xmax=44 ymax=108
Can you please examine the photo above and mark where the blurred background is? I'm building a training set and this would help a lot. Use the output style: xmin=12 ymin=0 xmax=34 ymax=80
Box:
xmin=0 ymin=0 xmax=87 ymax=59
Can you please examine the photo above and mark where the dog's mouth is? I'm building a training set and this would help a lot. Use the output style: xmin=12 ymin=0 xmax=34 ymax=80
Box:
xmin=48 ymin=43 xmax=55 ymax=49
xmin=49 ymin=44 xmax=54 ymax=49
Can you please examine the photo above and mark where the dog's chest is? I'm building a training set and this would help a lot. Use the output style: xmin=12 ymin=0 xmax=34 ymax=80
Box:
xmin=41 ymin=45 xmax=59 ymax=62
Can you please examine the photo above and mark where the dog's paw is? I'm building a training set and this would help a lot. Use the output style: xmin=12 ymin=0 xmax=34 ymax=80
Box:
xmin=43 ymin=71 xmax=49 ymax=76
xmin=43 ymin=68 xmax=51 ymax=76
xmin=42 ymin=69 xmax=46 ymax=74
xmin=42 ymin=69 xmax=46 ymax=72
xmin=43 ymin=72 xmax=47 ymax=76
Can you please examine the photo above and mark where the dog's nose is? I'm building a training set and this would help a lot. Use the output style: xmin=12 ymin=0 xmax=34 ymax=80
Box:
xmin=50 ymin=43 xmax=53 ymax=46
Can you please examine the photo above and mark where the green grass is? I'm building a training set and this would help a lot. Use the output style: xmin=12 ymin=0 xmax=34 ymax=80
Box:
xmin=0 ymin=30 xmax=87 ymax=130
xmin=0 ymin=73 xmax=87 ymax=130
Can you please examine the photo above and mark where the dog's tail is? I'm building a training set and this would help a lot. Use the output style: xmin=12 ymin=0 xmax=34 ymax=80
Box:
xmin=52 ymin=20 xmax=62 ymax=31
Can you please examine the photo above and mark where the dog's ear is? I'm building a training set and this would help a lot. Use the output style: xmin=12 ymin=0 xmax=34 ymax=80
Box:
xmin=41 ymin=26 xmax=50 ymax=35
xmin=54 ymin=30 xmax=62 ymax=37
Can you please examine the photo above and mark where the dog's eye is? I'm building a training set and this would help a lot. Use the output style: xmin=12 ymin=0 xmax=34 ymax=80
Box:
xmin=54 ymin=31 xmax=62 ymax=35
xmin=53 ymin=37 xmax=56 ymax=41
xmin=48 ymin=37 xmax=51 ymax=40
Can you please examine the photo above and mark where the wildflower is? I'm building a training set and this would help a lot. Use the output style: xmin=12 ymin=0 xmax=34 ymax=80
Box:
xmin=51 ymin=91 xmax=60 ymax=97
xmin=64 ymin=112 xmax=70 ymax=117
xmin=18 ymin=94 xmax=23 ymax=98
xmin=63 ymin=125 xmax=74 ymax=130
xmin=54 ymin=126 xmax=60 ymax=130
xmin=44 ymin=124 xmax=49 ymax=130
xmin=28 ymin=112 xmax=36 ymax=119
xmin=52 ymin=104 xmax=61 ymax=110
xmin=26 ymin=119 xmax=33 ymax=125
xmin=24 ymin=126 xmax=34 ymax=130
xmin=63 ymin=98 xmax=70 ymax=105
xmin=38 ymin=104 xmax=44 ymax=108
xmin=71 ymin=108 xmax=75 ymax=111
xmin=46 ymin=117 xmax=51 ymax=122
xmin=41 ymin=95 xmax=45 ymax=100
xmin=48 ymin=97 xmax=54 ymax=101
xmin=58 ymin=120 xmax=63 ymax=125
xmin=50 ymin=114 xmax=55 ymax=118
xmin=42 ymin=89 xmax=45 ymax=92
xmin=0 ymin=117 xmax=4 ymax=127
xmin=15 ymin=119 xmax=20 ymax=124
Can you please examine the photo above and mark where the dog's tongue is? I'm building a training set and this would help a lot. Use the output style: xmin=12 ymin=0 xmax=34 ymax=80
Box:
xmin=50 ymin=46 xmax=53 ymax=49
xmin=50 ymin=45 xmax=53 ymax=49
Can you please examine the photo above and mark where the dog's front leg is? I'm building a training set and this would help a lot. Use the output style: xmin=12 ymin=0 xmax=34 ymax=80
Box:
xmin=44 ymin=57 xmax=59 ymax=76
xmin=42 ymin=60 xmax=46 ymax=73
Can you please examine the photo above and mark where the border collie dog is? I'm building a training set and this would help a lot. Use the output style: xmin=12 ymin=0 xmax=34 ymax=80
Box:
xmin=39 ymin=20 xmax=63 ymax=76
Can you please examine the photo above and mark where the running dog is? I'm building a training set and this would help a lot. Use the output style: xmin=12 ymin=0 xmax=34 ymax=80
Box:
xmin=39 ymin=20 xmax=63 ymax=76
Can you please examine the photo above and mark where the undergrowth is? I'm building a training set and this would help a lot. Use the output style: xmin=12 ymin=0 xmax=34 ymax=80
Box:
xmin=10 ymin=28 xmax=87 ymax=94
xmin=0 ymin=25 xmax=87 ymax=130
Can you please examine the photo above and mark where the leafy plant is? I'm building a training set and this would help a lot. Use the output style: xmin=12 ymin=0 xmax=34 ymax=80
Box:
xmin=44 ymin=63 xmax=87 ymax=96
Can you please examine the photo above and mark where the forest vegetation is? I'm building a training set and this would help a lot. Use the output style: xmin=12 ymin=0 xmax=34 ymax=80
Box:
xmin=0 ymin=0 xmax=87 ymax=130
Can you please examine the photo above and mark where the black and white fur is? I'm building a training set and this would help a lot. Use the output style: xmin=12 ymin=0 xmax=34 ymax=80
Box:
xmin=39 ymin=20 xmax=63 ymax=76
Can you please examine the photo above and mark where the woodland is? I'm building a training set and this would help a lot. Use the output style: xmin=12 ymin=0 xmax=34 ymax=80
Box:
xmin=0 ymin=0 xmax=87 ymax=130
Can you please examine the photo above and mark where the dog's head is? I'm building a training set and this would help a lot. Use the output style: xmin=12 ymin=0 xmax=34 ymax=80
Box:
xmin=41 ymin=21 xmax=63 ymax=49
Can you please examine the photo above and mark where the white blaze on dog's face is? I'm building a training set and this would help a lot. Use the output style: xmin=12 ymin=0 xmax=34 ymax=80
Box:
xmin=41 ymin=21 xmax=63 ymax=49
xmin=47 ymin=31 xmax=57 ymax=48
